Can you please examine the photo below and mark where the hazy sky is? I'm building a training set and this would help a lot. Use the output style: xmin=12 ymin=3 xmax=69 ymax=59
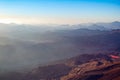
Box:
xmin=0 ymin=0 xmax=120 ymax=24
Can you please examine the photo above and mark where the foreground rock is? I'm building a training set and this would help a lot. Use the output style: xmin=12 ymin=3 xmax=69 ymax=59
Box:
xmin=61 ymin=60 xmax=120 ymax=80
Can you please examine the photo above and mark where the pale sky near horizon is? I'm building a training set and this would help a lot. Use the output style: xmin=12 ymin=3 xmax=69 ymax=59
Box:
xmin=0 ymin=0 xmax=120 ymax=24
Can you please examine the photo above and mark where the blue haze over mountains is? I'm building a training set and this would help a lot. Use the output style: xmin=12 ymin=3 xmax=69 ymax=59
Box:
xmin=0 ymin=21 xmax=120 ymax=71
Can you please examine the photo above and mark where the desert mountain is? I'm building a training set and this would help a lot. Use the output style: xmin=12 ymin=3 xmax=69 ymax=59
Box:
xmin=61 ymin=58 xmax=120 ymax=80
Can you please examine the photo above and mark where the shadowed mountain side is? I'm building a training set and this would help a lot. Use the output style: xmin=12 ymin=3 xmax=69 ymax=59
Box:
xmin=65 ymin=29 xmax=120 ymax=53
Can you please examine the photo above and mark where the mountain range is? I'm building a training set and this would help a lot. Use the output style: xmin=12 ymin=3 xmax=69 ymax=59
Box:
xmin=0 ymin=21 xmax=120 ymax=80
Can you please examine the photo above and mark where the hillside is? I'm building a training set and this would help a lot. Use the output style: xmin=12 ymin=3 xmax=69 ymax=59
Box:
xmin=61 ymin=59 xmax=120 ymax=80
xmin=0 ymin=52 xmax=120 ymax=80
xmin=0 ymin=27 xmax=120 ymax=80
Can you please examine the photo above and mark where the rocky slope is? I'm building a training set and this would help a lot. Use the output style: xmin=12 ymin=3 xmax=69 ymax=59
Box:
xmin=0 ymin=52 xmax=120 ymax=80
xmin=61 ymin=58 xmax=120 ymax=80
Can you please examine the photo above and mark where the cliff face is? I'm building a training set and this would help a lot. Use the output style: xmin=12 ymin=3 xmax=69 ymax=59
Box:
xmin=61 ymin=60 xmax=120 ymax=80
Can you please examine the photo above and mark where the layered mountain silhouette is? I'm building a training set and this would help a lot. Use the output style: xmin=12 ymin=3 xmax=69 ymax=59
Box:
xmin=0 ymin=21 xmax=120 ymax=80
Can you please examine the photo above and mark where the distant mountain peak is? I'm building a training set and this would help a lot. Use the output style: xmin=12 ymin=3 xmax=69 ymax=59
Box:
xmin=112 ymin=21 xmax=120 ymax=23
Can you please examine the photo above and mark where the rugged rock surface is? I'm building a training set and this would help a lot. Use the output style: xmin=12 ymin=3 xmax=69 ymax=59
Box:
xmin=0 ymin=52 xmax=120 ymax=80
xmin=61 ymin=60 xmax=120 ymax=80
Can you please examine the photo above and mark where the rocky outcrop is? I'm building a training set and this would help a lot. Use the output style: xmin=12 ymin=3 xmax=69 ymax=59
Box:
xmin=61 ymin=60 xmax=120 ymax=80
